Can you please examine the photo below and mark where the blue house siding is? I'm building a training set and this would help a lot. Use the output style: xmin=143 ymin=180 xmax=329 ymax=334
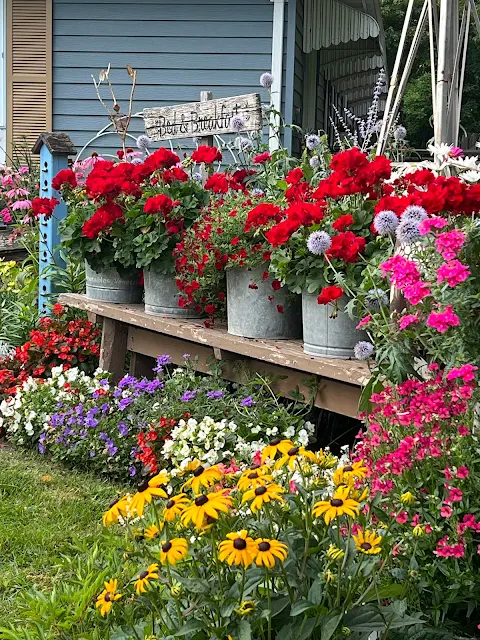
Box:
xmin=52 ymin=0 xmax=275 ymax=156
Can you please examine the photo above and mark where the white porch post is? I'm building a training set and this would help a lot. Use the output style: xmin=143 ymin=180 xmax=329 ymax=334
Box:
xmin=0 ymin=0 xmax=6 ymax=164
xmin=269 ymin=0 xmax=286 ymax=151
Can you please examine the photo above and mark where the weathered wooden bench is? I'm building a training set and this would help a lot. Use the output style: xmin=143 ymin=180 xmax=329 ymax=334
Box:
xmin=60 ymin=293 xmax=369 ymax=418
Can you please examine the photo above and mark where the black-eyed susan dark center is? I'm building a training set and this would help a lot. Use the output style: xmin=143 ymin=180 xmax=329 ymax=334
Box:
xmin=166 ymin=499 xmax=175 ymax=509
xmin=137 ymin=479 xmax=151 ymax=492
xmin=233 ymin=538 xmax=247 ymax=550
xmin=255 ymin=486 xmax=267 ymax=496
xmin=250 ymin=463 xmax=262 ymax=470
xmin=193 ymin=466 xmax=205 ymax=477
xmin=139 ymin=570 xmax=149 ymax=579
xmin=205 ymin=515 xmax=216 ymax=525
xmin=344 ymin=465 xmax=354 ymax=472
xmin=269 ymin=438 xmax=281 ymax=446
xmin=330 ymin=498 xmax=344 ymax=507
xmin=104 ymin=593 xmax=112 ymax=602
xmin=360 ymin=542 xmax=372 ymax=551
xmin=248 ymin=472 xmax=259 ymax=479
xmin=288 ymin=447 xmax=299 ymax=456
xmin=258 ymin=541 xmax=271 ymax=552
xmin=195 ymin=495 xmax=209 ymax=506
xmin=162 ymin=542 xmax=172 ymax=552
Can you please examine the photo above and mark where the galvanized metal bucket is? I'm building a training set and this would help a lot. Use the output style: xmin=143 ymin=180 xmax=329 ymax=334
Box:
xmin=226 ymin=266 xmax=302 ymax=339
xmin=85 ymin=262 xmax=142 ymax=304
xmin=144 ymin=268 xmax=202 ymax=317
xmin=302 ymin=292 xmax=366 ymax=358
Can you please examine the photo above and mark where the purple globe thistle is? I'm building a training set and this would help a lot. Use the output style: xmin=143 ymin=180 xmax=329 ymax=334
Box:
xmin=260 ymin=72 xmax=274 ymax=89
xmin=309 ymin=156 xmax=320 ymax=169
xmin=373 ymin=210 xmax=399 ymax=236
xmin=396 ymin=220 xmax=421 ymax=244
xmin=354 ymin=341 xmax=374 ymax=361
xmin=230 ymin=114 xmax=246 ymax=132
xmin=251 ymin=188 xmax=265 ymax=197
xmin=305 ymin=134 xmax=321 ymax=150
xmin=236 ymin=137 xmax=253 ymax=152
xmin=366 ymin=288 xmax=389 ymax=310
xmin=136 ymin=135 xmax=152 ymax=151
xmin=401 ymin=205 xmax=427 ymax=224
xmin=307 ymin=231 xmax=332 ymax=255
xmin=394 ymin=125 xmax=407 ymax=141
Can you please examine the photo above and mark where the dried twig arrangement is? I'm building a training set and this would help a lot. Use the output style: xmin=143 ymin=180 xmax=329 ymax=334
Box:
xmin=92 ymin=63 xmax=137 ymax=152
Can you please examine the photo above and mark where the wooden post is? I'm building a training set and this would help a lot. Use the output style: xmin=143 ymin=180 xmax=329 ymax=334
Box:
xmin=32 ymin=132 xmax=76 ymax=315
xmin=99 ymin=318 xmax=128 ymax=381
xmin=436 ymin=0 xmax=459 ymax=145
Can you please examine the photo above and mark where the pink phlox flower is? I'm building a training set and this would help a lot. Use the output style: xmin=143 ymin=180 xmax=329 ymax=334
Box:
xmin=458 ymin=424 xmax=470 ymax=436
xmin=11 ymin=199 xmax=32 ymax=211
xmin=380 ymin=255 xmax=421 ymax=288
xmin=356 ymin=315 xmax=372 ymax=330
xmin=441 ymin=467 xmax=454 ymax=480
xmin=440 ymin=505 xmax=453 ymax=518
xmin=396 ymin=511 xmax=408 ymax=524
xmin=456 ymin=466 xmax=469 ymax=479
xmin=445 ymin=487 xmax=463 ymax=503
xmin=418 ymin=216 xmax=448 ymax=235
xmin=1 ymin=175 xmax=14 ymax=187
xmin=446 ymin=364 xmax=478 ymax=383
xmin=252 ymin=450 xmax=262 ymax=466
xmin=399 ymin=314 xmax=420 ymax=330
xmin=425 ymin=523 xmax=432 ymax=533
xmin=411 ymin=514 xmax=421 ymax=527
xmin=0 ymin=208 xmax=12 ymax=223
xmin=435 ymin=229 xmax=466 ymax=260
xmin=18 ymin=166 xmax=29 ymax=174
xmin=289 ymin=479 xmax=298 ymax=494
xmin=434 ymin=536 xmax=465 ymax=558
xmin=427 ymin=306 xmax=460 ymax=333
xmin=403 ymin=281 xmax=431 ymax=305
xmin=462 ymin=514 xmax=476 ymax=528
xmin=437 ymin=260 xmax=470 ymax=287
xmin=449 ymin=146 xmax=464 ymax=158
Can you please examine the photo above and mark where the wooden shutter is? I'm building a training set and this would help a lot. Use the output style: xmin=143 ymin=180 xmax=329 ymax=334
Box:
xmin=6 ymin=0 xmax=52 ymax=160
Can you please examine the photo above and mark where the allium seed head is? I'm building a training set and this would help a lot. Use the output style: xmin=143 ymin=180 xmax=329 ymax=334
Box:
xmin=373 ymin=210 xmax=399 ymax=236
xmin=401 ymin=205 xmax=428 ymax=224
xmin=307 ymin=231 xmax=332 ymax=255
xmin=136 ymin=135 xmax=152 ymax=151
xmin=305 ymin=134 xmax=321 ymax=150
xmin=354 ymin=341 xmax=374 ymax=361
xmin=396 ymin=220 xmax=421 ymax=244
xmin=366 ymin=288 xmax=389 ymax=310
xmin=260 ymin=72 xmax=274 ymax=89
xmin=309 ymin=156 xmax=321 ymax=169
xmin=394 ymin=125 xmax=407 ymax=141
xmin=230 ymin=114 xmax=246 ymax=132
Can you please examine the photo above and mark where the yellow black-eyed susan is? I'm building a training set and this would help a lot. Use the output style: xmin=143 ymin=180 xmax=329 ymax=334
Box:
xmin=261 ymin=438 xmax=294 ymax=462
xmin=182 ymin=463 xmax=223 ymax=494
xmin=159 ymin=537 xmax=189 ymax=565
xmin=181 ymin=491 xmax=232 ymax=529
xmin=275 ymin=446 xmax=315 ymax=471
xmin=144 ymin=524 xmax=162 ymax=540
xmin=102 ymin=495 xmax=131 ymax=527
xmin=353 ymin=529 xmax=382 ymax=555
xmin=326 ymin=544 xmax=345 ymax=561
xmin=237 ymin=465 xmax=273 ymax=492
xmin=95 ymin=579 xmax=122 ymax=616
xmin=134 ymin=564 xmax=159 ymax=594
xmin=218 ymin=530 xmax=257 ymax=567
xmin=254 ymin=538 xmax=288 ymax=568
xmin=241 ymin=483 xmax=285 ymax=513
xmin=130 ymin=471 xmax=169 ymax=518
xmin=235 ymin=601 xmax=255 ymax=616
xmin=163 ymin=493 xmax=190 ymax=522
xmin=341 ymin=460 xmax=368 ymax=481
xmin=312 ymin=486 xmax=360 ymax=525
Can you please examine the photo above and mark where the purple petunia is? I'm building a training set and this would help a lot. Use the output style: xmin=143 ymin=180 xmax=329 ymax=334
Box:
xmin=154 ymin=354 xmax=172 ymax=373
xmin=206 ymin=390 xmax=224 ymax=399
xmin=99 ymin=432 xmax=108 ymax=441
xmin=129 ymin=466 xmax=137 ymax=477
xmin=241 ymin=396 xmax=256 ymax=407
xmin=85 ymin=418 xmax=99 ymax=428
xmin=119 ymin=375 xmax=136 ymax=389
xmin=181 ymin=389 xmax=198 ymax=402
xmin=117 ymin=421 xmax=129 ymax=437
xmin=89 ymin=450 xmax=96 ymax=457
xmin=118 ymin=397 xmax=133 ymax=411
xmin=101 ymin=403 xmax=110 ymax=413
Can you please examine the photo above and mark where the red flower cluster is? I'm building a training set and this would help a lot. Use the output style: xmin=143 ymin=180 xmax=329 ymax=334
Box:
xmin=253 ymin=152 xmax=271 ymax=164
xmin=0 ymin=307 xmax=101 ymax=396
xmin=144 ymin=194 xmax=175 ymax=216
xmin=205 ymin=172 xmax=245 ymax=194
xmin=313 ymin=148 xmax=391 ymax=199
xmin=244 ymin=203 xmax=282 ymax=232
xmin=51 ymin=169 xmax=77 ymax=191
xmin=266 ymin=201 xmax=325 ymax=247
xmin=82 ymin=202 xmax=124 ymax=239
xmin=317 ymin=285 xmax=343 ymax=305
xmin=328 ymin=230 xmax=366 ymax=263
xmin=31 ymin=197 xmax=59 ymax=218
xmin=136 ymin=416 xmax=176 ymax=474
xmin=191 ymin=146 xmax=222 ymax=164
xmin=375 ymin=173 xmax=480 ymax=216
xmin=85 ymin=160 xmax=142 ymax=200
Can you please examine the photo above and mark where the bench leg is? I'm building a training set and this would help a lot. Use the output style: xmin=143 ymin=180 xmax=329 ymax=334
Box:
xmin=100 ymin=318 xmax=128 ymax=381
xmin=129 ymin=352 xmax=155 ymax=379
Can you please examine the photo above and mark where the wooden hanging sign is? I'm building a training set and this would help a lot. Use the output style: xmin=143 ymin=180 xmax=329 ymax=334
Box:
xmin=143 ymin=93 xmax=262 ymax=142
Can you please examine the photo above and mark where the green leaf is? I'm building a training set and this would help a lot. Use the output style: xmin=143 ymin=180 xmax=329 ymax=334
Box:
xmin=308 ymin=580 xmax=323 ymax=605
xmin=270 ymin=595 xmax=291 ymax=617
xmin=173 ymin=619 xmax=204 ymax=636
xmin=290 ymin=600 xmax=314 ymax=617
xmin=237 ymin=619 xmax=252 ymax=640
xmin=321 ymin=610 xmax=343 ymax=640
xmin=362 ymin=582 xmax=406 ymax=603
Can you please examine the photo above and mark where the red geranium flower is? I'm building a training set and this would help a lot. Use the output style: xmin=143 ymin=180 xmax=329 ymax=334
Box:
xmin=253 ymin=152 xmax=271 ymax=164
xmin=191 ymin=146 xmax=222 ymax=164
xmin=52 ymin=169 xmax=77 ymax=191
xmin=31 ymin=197 xmax=59 ymax=218
xmin=332 ymin=214 xmax=354 ymax=231
xmin=317 ymin=285 xmax=343 ymax=305
xmin=144 ymin=194 xmax=175 ymax=215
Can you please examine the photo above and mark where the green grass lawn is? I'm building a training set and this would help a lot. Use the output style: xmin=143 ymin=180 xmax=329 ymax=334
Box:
xmin=0 ymin=444 xmax=121 ymax=623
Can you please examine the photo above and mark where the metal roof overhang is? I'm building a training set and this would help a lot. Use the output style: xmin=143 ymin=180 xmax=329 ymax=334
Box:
xmin=303 ymin=0 xmax=387 ymax=115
